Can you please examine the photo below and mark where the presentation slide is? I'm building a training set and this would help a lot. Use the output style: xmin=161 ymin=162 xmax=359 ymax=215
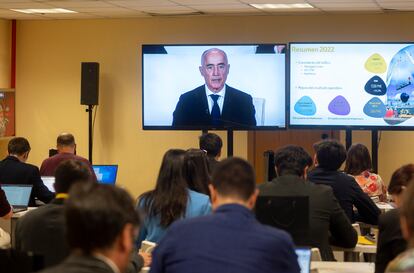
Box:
xmin=290 ymin=43 xmax=414 ymax=128
xmin=142 ymin=44 xmax=286 ymax=129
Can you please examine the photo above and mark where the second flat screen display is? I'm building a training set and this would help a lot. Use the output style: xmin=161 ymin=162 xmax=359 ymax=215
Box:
xmin=290 ymin=43 xmax=414 ymax=129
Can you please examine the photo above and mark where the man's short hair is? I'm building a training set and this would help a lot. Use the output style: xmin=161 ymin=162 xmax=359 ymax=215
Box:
xmin=313 ymin=140 xmax=346 ymax=171
xmin=212 ymin=157 xmax=255 ymax=201
xmin=65 ymin=183 xmax=140 ymax=254
xmin=199 ymin=133 xmax=223 ymax=157
xmin=274 ymin=145 xmax=313 ymax=177
xmin=8 ymin=137 xmax=30 ymax=155
xmin=401 ymin=181 xmax=414 ymax=236
xmin=57 ymin=133 xmax=75 ymax=147
xmin=54 ymin=160 xmax=93 ymax=193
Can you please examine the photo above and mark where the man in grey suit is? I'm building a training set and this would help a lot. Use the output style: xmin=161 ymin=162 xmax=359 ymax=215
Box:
xmin=39 ymin=183 xmax=142 ymax=273
xmin=256 ymin=145 xmax=358 ymax=261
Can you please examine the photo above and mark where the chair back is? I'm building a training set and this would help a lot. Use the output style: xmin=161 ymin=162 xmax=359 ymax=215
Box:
xmin=256 ymin=196 xmax=310 ymax=245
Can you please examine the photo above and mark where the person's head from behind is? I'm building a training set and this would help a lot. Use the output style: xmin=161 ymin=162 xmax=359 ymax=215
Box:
xmin=54 ymin=159 xmax=93 ymax=194
xmin=199 ymin=133 xmax=223 ymax=159
xmin=65 ymin=183 xmax=140 ymax=272
xmin=400 ymin=181 xmax=414 ymax=246
xmin=210 ymin=157 xmax=258 ymax=210
xmin=8 ymin=137 xmax=31 ymax=162
xmin=199 ymin=48 xmax=230 ymax=93
xmin=57 ymin=133 xmax=76 ymax=154
xmin=344 ymin=143 xmax=372 ymax=175
xmin=140 ymin=149 xmax=188 ymax=227
xmin=274 ymin=145 xmax=313 ymax=179
xmin=183 ymin=149 xmax=211 ymax=195
xmin=313 ymin=139 xmax=346 ymax=171
xmin=388 ymin=164 xmax=414 ymax=207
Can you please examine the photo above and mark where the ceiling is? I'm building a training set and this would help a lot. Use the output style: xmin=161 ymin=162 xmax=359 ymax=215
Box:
xmin=0 ymin=0 xmax=413 ymax=20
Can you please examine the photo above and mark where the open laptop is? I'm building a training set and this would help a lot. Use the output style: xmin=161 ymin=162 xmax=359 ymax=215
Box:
xmin=295 ymin=248 xmax=311 ymax=273
xmin=41 ymin=176 xmax=55 ymax=193
xmin=92 ymin=165 xmax=118 ymax=185
xmin=2 ymin=184 xmax=33 ymax=213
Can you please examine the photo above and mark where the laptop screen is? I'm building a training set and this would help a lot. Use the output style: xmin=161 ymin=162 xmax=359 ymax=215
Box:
xmin=295 ymin=248 xmax=311 ymax=273
xmin=41 ymin=176 xmax=55 ymax=193
xmin=2 ymin=185 xmax=32 ymax=207
xmin=92 ymin=165 xmax=118 ymax=185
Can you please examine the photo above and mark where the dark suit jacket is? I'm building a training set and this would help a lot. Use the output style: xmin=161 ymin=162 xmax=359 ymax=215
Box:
xmin=375 ymin=209 xmax=407 ymax=273
xmin=15 ymin=198 xmax=68 ymax=268
xmin=308 ymin=167 xmax=381 ymax=225
xmin=172 ymin=85 xmax=256 ymax=128
xmin=0 ymin=156 xmax=54 ymax=206
xmin=206 ymin=156 xmax=219 ymax=175
xmin=39 ymin=254 xmax=115 ymax=273
xmin=150 ymin=204 xmax=300 ymax=273
xmin=257 ymin=175 xmax=357 ymax=261
xmin=15 ymin=198 xmax=144 ymax=272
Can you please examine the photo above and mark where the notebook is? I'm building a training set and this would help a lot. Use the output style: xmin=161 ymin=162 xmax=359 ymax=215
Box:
xmin=2 ymin=184 xmax=33 ymax=213
xmin=41 ymin=176 xmax=55 ymax=193
xmin=295 ymin=248 xmax=311 ymax=273
xmin=92 ymin=165 xmax=118 ymax=185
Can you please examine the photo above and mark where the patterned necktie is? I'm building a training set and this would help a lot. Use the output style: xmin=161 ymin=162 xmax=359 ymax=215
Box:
xmin=210 ymin=94 xmax=221 ymax=126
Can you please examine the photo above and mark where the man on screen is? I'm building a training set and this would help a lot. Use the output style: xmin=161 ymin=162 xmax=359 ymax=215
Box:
xmin=172 ymin=48 xmax=256 ymax=128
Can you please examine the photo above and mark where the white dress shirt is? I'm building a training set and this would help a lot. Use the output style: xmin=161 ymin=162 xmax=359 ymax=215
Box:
xmin=205 ymin=85 xmax=226 ymax=114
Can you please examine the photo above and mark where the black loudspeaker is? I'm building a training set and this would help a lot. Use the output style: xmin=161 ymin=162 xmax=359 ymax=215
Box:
xmin=81 ymin=62 xmax=99 ymax=105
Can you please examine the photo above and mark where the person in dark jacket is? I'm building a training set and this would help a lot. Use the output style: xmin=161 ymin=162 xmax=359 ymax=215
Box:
xmin=199 ymin=132 xmax=222 ymax=174
xmin=39 ymin=183 xmax=143 ymax=273
xmin=0 ymin=137 xmax=54 ymax=206
xmin=15 ymin=160 xmax=94 ymax=268
xmin=308 ymin=139 xmax=380 ymax=225
xmin=257 ymin=145 xmax=357 ymax=260
xmin=150 ymin=157 xmax=300 ymax=273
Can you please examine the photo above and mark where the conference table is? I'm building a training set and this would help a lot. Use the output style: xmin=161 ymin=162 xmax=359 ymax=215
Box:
xmin=140 ymin=262 xmax=374 ymax=273
xmin=311 ymin=262 xmax=374 ymax=273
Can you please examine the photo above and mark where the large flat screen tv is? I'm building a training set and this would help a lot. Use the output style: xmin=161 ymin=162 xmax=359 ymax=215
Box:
xmin=142 ymin=44 xmax=286 ymax=130
xmin=289 ymin=42 xmax=414 ymax=129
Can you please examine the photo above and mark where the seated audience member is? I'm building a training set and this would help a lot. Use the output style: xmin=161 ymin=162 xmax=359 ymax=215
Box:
xmin=39 ymin=183 xmax=143 ymax=273
xmin=0 ymin=184 xmax=12 ymax=220
xmin=0 ymin=137 xmax=54 ymax=206
xmin=40 ymin=133 xmax=96 ymax=181
xmin=308 ymin=140 xmax=380 ymax=225
xmin=345 ymin=143 xmax=387 ymax=201
xmin=15 ymin=160 xmax=93 ymax=268
xmin=137 ymin=149 xmax=211 ymax=244
xmin=199 ymin=133 xmax=222 ymax=174
xmin=257 ymin=145 xmax=357 ymax=260
xmin=385 ymin=181 xmax=414 ymax=272
xmin=376 ymin=164 xmax=413 ymax=273
xmin=0 ymin=184 xmax=12 ymax=247
xmin=183 ymin=149 xmax=211 ymax=195
xmin=150 ymin=157 xmax=300 ymax=273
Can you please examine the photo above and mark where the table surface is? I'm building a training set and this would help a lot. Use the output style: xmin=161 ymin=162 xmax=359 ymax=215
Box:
xmin=376 ymin=202 xmax=394 ymax=211
xmin=311 ymin=262 xmax=374 ymax=273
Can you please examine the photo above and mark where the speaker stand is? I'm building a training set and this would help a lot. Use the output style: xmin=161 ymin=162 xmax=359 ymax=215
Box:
xmin=86 ymin=105 xmax=94 ymax=164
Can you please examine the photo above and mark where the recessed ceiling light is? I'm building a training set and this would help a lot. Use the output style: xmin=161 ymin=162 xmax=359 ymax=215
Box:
xmin=11 ymin=8 xmax=77 ymax=14
xmin=250 ymin=3 xmax=314 ymax=9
